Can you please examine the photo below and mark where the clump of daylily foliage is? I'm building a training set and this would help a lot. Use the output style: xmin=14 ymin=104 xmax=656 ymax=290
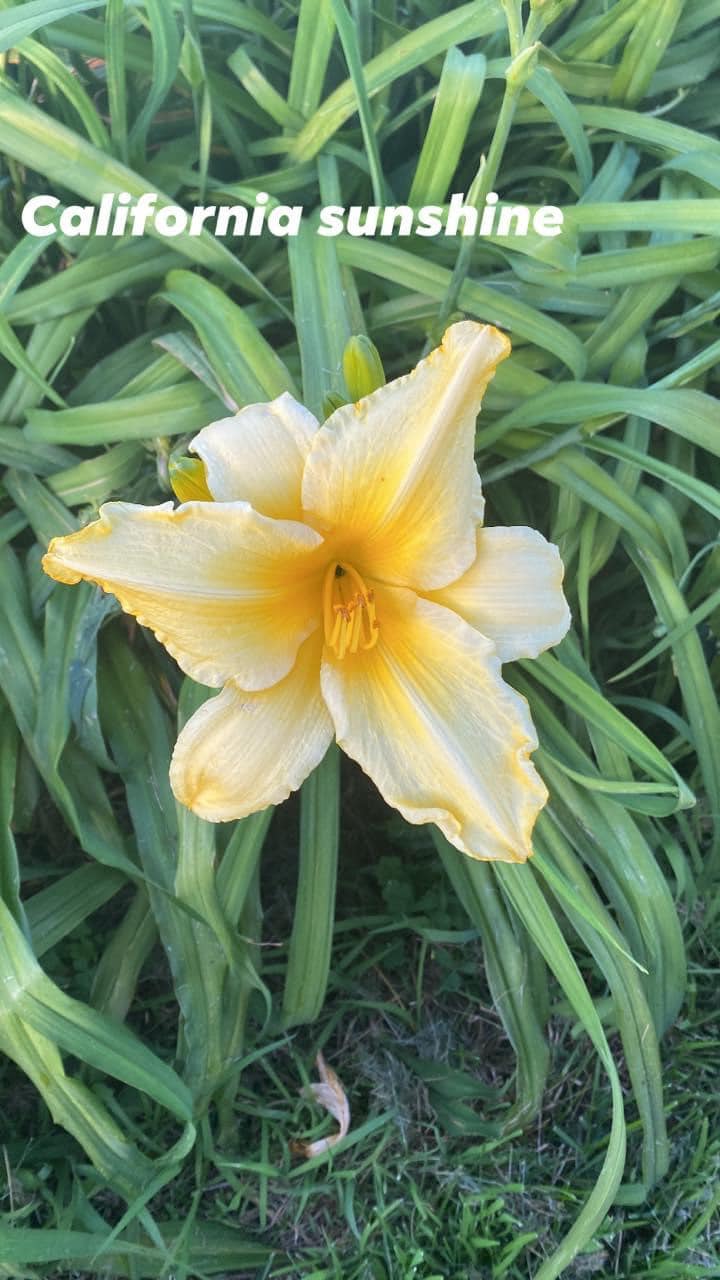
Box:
xmin=1 ymin=1 xmax=718 ymax=1277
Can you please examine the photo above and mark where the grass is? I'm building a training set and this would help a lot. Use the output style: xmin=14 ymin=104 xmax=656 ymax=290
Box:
xmin=0 ymin=0 xmax=718 ymax=1275
xmin=4 ymin=809 xmax=720 ymax=1279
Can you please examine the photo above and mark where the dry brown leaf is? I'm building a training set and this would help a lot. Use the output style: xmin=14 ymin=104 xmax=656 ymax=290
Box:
xmin=290 ymin=1052 xmax=350 ymax=1157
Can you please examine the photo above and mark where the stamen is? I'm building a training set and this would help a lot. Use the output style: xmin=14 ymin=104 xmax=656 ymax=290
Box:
xmin=361 ymin=589 xmax=379 ymax=650
xmin=322 ymin=562 xmax=380 ymax=658
xmin=329 ymin=608 xmax=343 ymax=651
xmin=347 ymin=598 xmax=364 ymax=654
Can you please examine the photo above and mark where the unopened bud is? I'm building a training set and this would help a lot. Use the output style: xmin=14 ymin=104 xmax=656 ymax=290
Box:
xmin=342 ymin=335 xmax=386 ymax=402
xmin=169 ymin=456 xmax=213 ymax=503
xmin=505 ymin=41 xmax=540 ymax=90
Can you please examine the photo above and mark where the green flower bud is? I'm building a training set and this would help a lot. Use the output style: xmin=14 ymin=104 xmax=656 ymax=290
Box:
xmin=342 ymin=335 xmax=386 ymax=402
xmin=169 ymin=456 xmax=213 ymax=503
xmin=505 ymin=41 xmax=540 ymax=91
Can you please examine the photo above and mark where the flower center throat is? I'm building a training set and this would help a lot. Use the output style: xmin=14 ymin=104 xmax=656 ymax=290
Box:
xmin=322 ymin=562 xmax=379 ymax=659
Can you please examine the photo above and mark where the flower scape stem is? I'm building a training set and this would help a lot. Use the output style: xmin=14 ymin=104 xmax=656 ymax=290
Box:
xmin=282 ymin=743 xmax=341 ymax=1029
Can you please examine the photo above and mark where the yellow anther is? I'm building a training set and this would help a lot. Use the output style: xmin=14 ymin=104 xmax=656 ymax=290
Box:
xmin=322 ymin=562 xmax=379 ymax=658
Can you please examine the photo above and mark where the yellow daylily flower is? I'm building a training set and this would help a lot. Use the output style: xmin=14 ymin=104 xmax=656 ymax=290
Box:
xmin=42 ymin=322 xmax=570 ymax=862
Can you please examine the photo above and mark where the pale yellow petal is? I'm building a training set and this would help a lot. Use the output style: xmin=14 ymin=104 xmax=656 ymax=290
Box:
xmin=301 ymin=322 xmax=509 ymax=590
xmin=190 ymin=392 xmax=318 ymax=520
xmin=42 ymin=501 xmax=324 ymax=691
xmin=472 ymin=468 xmax=485 ymax=525
xmin=321 ymin=590 xmax=547 ymax=862
xmin=430 ymin=526 xmax=571 ymax=662
xmin=169 ymin=634 xmax=332 ymax=821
